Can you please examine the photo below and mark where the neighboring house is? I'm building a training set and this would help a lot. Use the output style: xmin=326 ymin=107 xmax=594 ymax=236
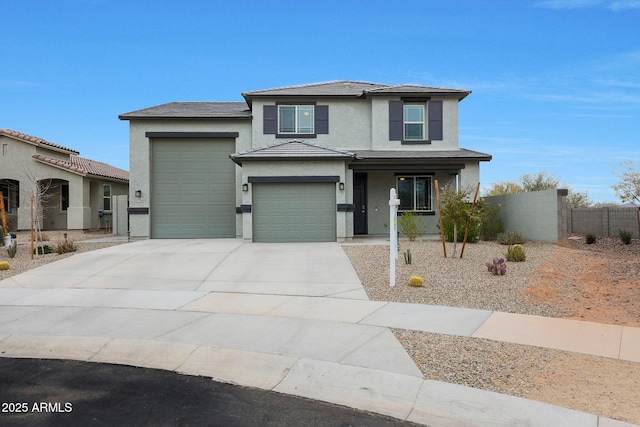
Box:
xmin=0 ymin=129 xmax=129 ymax=231
xmin=119 ymin=81 xmax=491 ymax=242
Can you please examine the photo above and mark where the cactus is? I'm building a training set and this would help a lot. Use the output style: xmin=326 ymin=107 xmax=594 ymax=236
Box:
xmin=408 ymin=275 xmax=424 ymax=287
xmin=7 ymin=240 xmax=17 ymax=258
xmin=485 ymin=257 xmax=507 ymax=275
xmin=505 ymin=244 xmax=526 ymax=262
xmin=0 ymin=261 xmax=9 ymax=271
xmin=403 ymin=249 xmax=412 ymax=264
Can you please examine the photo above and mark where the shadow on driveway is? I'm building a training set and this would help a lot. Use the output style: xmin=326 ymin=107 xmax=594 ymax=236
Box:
xmin=0 ymin=358 xmax=418 ymax=426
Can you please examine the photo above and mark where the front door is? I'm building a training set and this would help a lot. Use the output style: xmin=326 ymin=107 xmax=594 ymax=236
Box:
xmin=353 ymin=173 xmax=368 ymax=235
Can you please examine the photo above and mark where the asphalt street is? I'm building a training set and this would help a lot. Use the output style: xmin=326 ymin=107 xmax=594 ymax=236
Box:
xmin=0 ymin=358 xmax=419 ymax=427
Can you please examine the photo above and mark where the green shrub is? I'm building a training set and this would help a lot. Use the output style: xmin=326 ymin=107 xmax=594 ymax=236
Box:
xmin=619 ymin=229 xmax=632 ymax=245
xmin=441 ymin=216 xmax=482 ymax=243
xmin=33 ymin=245 xmax=54 ymax=255
xmin=7 ymin=240 xmax=17 ymax=258
xmin=497 ymin=231 xmax=525 ymax=245
xmin=585 ymin=233 xmax=596 ymax=244
xmin=399 ymin=211 xmax=425 ymax=241
xmin=505 ymin=244 xmax=526 ymax=262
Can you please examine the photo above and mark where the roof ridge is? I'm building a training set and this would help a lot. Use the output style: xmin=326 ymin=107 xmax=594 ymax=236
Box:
xmin=242 ymin=80 xmax=385 ymax=95
xmin=0 ymin=128 xmax=80 ymax=154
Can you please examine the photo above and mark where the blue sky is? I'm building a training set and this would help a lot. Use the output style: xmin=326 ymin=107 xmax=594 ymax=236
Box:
xmin=2 ymin=0 xmax=639 ymax=203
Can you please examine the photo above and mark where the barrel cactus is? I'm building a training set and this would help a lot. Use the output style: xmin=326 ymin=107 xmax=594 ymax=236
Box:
xmin=408 ymin=275 xmax=424 ymax=287
xmin=0 ymin=261 xmax=10 ymax=270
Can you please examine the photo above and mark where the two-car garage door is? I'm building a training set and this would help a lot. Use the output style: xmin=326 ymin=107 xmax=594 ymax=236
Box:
xmin=252 ymin=182 xmax=336 ymax=243
xmin=150 ymin=138 xmax=235 ymax=238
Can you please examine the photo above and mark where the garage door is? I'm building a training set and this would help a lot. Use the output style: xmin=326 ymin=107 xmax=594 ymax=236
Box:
xmin=151 ymin=138 xmax=235 ymax=238
xmin=252 ymin=183 xmax=336 ymax=242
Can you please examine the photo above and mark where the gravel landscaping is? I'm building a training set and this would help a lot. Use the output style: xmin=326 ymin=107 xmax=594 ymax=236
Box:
xmin=343 ymin=237 xmax=640 ymax=425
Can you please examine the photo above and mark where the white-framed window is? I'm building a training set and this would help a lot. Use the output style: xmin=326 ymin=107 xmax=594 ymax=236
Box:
xmin=397 ymin=176 xmax=432 ymax=211
xmin=278 ymin=105 xmax=314 ymax=134
xmin=403 ymin=104 xmax=425 ymax=140
xmin=103 ymin=184 xmax=111 ymax=211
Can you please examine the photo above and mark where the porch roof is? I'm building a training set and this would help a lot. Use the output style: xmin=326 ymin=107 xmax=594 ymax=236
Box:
xmin=353 ymin=148 xmax=492 ymax=162
xmin=230 ymin=140 xmax=356 ymax=165
xmin=32 ymin=155 xmax=130 ymax=181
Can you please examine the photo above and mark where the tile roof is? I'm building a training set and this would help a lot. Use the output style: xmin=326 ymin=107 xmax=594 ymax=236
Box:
xmin=32 ymin=155 xmax=129 ymax=181
xmin=0 ymin=128 xmax=79 ymax=154
xmin=230 ymin=140 xmax=355 ymax=165
xmin=353 ymin=148 xmax=491 ymax=161
xmin=242 ymin=80 xmax=471 ymax=100
xmin=119 ymin=102 xmax=251 ymax=119
xmin=242 ymin=81 xmax=388 ymax=97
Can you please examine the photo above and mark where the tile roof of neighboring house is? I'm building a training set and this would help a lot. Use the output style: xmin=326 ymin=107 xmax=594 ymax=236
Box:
xmin=119 ymin=102 xmax=251 ymax=120
xmin=230 ymin=140 xmax=355 ymax=165
xmin=0 ymin=128 xmax=79 ymax=155
xmin=32 ymin=154 xmax=129 ymax=181
xmin=242 ymin=80 xmax=471 ymax=100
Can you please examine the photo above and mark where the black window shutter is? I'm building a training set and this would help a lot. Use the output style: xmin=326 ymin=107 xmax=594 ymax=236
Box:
xmin=389 ymin=100 xmax=403 ymax=140
xmin=263 ymin=105 xmax=277 ymax=134
xmin=315 ymin=105 xmax=329 ymax=134
xmin=428 ymin=100 xmax=443 ymax=140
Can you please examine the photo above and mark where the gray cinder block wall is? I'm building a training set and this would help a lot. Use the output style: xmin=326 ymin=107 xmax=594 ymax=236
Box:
xmin=568 ymin=207 xmax=639 ymax=237
xmin=484 ymin=189 xmax=568 ymax=242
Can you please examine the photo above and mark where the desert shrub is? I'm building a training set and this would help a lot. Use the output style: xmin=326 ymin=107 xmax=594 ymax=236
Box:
xmin=505 ymin=244 xmax=526 ymax=262
xmin=442 ymin=217 xmax=482 ymax=244
xmin=0 ymin=261 xmax=9 ymax=270
xmin=399 ymin=211 xmax=425 ymax=241
xmin=33 ymin=245 xmax=54 ymax=255
xmin=54 ymin=239 xmax=77 ymax=254
xmin=7 ymin=240 xmax=17 ymax=258
xmin=619 ymin=229 xmax=632 ymax=245
xmin=480 ymin=202 xmax=503 ymax=241
xmin=485 ymin=257 xmax=507 ymax=275
xmin=585 ymin=233 xmax=596 ymax=244
xmin=497 ymin=231 xmax=525 ymax=245
xmin=408 ymin=276 xmax=424 ymax=287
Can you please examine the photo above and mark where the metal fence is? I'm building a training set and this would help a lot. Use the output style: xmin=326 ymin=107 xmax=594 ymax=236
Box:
xmin=568 ymin=207 xmax=639 ymax=237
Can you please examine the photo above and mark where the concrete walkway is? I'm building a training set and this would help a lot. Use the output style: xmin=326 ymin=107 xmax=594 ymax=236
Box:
xmin=0 ymin=239 xmax=638 ymax=426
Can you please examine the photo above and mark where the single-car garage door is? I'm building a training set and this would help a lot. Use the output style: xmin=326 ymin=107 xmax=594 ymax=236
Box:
xmin=151 ymin=138 xmax=235 ymax=238
xmin=252 ymin=183 xmax=336 ymax=242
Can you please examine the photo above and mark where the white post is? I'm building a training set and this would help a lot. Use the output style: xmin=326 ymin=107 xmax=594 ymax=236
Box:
xmin=389 ymin=188 xmax=400 ymax=287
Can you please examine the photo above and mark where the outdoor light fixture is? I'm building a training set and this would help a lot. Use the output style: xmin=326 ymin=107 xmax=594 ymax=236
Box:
xmin=339 ymin=182 xmax=345 ymax=190
xmin=242 ymin=183 xmax=249 ymax=192
xmin=135 ymin=190 xmax=142 ymax=197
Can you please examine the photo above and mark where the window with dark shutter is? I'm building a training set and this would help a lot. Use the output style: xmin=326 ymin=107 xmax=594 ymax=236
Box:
xmin=389 ymin=100 xmax=404 ymax=140
xmin=428 ymin=100 xmax=443 ymax=141
xmin=315 ymin=105 xmax=329 ymax=134
xmin=263 ymin=105 xmax=277 ymax=134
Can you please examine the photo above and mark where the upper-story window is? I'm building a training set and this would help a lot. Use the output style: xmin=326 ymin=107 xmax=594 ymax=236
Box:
xmin=103 ymin=184 xmax=111 ymax=211
xmin=263 ymin=104 xmax=329 ymax=138
xmin=403 ymin=105 xmax=425 ymax=140
xmin=389 ymin=100 xmax=443 ymax=143
xmin=279 ymin=105 xmax=314 ymax=134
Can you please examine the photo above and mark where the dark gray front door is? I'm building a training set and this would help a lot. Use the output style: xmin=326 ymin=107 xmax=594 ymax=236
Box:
xmin=353 ymin=173 xmax=367 ymax=235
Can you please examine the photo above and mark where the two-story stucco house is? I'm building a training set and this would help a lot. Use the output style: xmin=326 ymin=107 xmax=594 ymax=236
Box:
xmin=119 ymin=81 xmax=491 ymax=242
xmin=0 ymin=129 xmax=129 ymax=231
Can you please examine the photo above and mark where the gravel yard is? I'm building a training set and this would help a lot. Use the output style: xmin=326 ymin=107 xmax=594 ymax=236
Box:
xmin=343 ymin=237 xmax=640 ymax=425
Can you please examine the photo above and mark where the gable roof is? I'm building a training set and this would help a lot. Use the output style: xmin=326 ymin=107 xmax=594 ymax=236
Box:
xmin=119 ymin=102 xmax=251 ymax=120
xmin=230 ymin=140 xmax=356 ymax=165
xmin=242 ymin=80 xmax=471 ymax=102
xmin=32 ymin=155 xmax=129 ymax=181
xmin=0 ymin=128 xmax=79 ymax=155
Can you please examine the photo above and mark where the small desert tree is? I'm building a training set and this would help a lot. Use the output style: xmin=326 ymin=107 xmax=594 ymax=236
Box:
xmin=439 ymin=185 xmax=483 ymax=258
xmin=612 ymin=160 xmax=640 ymax=233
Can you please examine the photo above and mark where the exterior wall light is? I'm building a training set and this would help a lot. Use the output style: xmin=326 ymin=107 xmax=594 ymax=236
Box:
xmin=242 ymin=183 xmax=249 ymax=192
xmin=339 ymin=182 xmax=345 ymax=190
xmin=135 ymin=190 xmax=142 ymax=198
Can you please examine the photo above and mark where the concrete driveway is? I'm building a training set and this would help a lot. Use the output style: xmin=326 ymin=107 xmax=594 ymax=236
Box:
xmin=0 ymin=239 xmax=630 ymax=426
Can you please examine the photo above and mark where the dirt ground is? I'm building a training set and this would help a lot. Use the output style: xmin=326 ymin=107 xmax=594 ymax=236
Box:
xmin=525 ymin=235 xmax=640 ymax=327
xmin=521 ymin=235 xmax=640 ymax=424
